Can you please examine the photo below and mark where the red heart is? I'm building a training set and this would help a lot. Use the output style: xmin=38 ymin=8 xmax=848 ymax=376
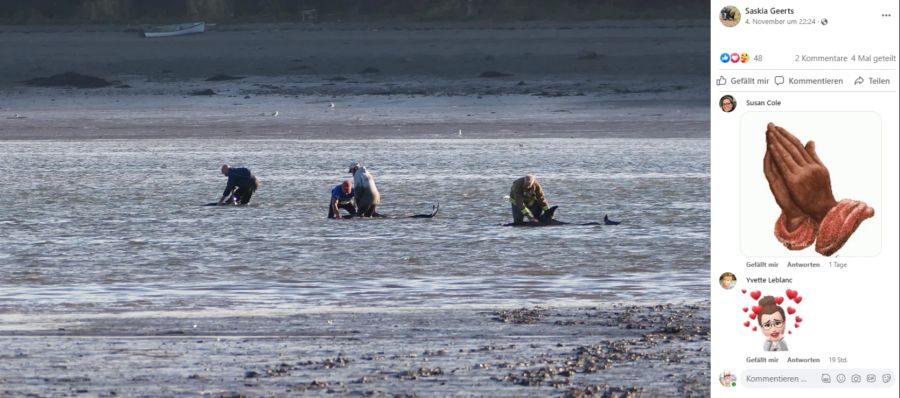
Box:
xmin=741 ymin=289 xmax=747 ymax=294
xmin=785 ymin=289 xmax=798 ymax=300
xmin=749 ymin=313 xmax=757 ymax=320
xmin=742 ymin=307 xmax=748 ymax=312
xmin=795 ymin=316 xmax=803 ymax=323
xmin=744 ymin=321 xmax=750 ymax=327
xmin=793 ymin=296 xmax=803 ymax=304
xmin=788 ymin=331 xmax=792 ymax=334
xmin=774 ymin=296 xmax=784 ymax=305
xmin=787 ymin=307 xmax=796 ymax=315
xmin=750 ymin=291 xmax=762 ymax=300
xmin=795 ymin=323 xmax=799 ymax=328
xmin=752 ymin=326 xmax=757 ymax=331
xmin=752 ymin=305 xmax=762 ymax=314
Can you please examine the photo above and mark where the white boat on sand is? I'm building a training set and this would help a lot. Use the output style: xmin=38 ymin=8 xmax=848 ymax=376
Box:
xmin=143 ymin=22 xmax=206 ymax=38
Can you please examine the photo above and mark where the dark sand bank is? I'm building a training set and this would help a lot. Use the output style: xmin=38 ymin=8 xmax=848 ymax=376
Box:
xmin=0 ymin=304 xmax=710 ymax=397
xmin=0 ymin=21 xmax=708 ymax=84
xmin=0 ymin=21 xmax=709 ymax=140
xmin=0 ymin=0 xmax=707 ymax=25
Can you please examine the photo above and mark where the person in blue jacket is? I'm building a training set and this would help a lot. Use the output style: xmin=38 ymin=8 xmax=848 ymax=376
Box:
xmin=329 ymin=180 xmax=356 ymax=219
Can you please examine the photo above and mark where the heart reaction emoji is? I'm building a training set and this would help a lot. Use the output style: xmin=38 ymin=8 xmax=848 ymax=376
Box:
xmin=750 ymin=313 xmax=757 ymax=320
xmin=742 ymin=289 xmax=747 ymax=294
xmin=752 ymin=305 xmax=762 ymax=314
xmin=794 ymin=296 xmax=803 ymax=304
xmin=744 ymin=321 xmax=750 ymax=327
xmin=786 ymin=289 xmax=798 ymax=300
xmin=787 ymin=307 xmax=796 ymax=315
xmin=796 ymin=316 xmax=803 ymax=323
xmin=742 ymin=307 xmax=748 ymax=312
xmin=752 ymin=326 xmax=758 ymax=331
xmin=750 ymin=291 xmax=762 ymax=300
xmin=774 ymin=296 xmax=784 ymax=305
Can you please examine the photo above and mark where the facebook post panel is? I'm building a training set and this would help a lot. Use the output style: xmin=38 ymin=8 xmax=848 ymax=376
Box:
xmin=712 ymin=1 xmax=899 ymax=396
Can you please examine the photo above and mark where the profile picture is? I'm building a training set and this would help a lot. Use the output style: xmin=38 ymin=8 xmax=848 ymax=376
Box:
xmin=719 ymin=371 xmax=737 ymax=387
xmin=719 ymin=272 xmax=736 ymax=289
xmin=719 ymin=6 xmax=741 ymax=27
xmin=719 ymin=95 xmax=736 ymax=113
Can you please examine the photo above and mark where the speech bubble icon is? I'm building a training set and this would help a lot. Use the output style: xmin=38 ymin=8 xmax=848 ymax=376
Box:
xmin=774 ymin=76 xmax=785 ymax=85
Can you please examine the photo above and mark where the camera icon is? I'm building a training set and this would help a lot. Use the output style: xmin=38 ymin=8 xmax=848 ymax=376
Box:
xmin=851 ymin=374 xmax=861 ymax=383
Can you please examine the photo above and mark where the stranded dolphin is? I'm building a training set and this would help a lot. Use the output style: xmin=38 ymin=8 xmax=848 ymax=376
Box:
xmin=338 ymin=203 xmax=439 ymax=219
xmin=503 ymin=206 xmax=619 ymax=227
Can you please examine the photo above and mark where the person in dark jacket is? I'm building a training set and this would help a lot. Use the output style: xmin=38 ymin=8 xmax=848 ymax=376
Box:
xmin=218 ymin=164 xmax=258 ymax=205
xmin=509 ymin=174 xmax=550 ymax=224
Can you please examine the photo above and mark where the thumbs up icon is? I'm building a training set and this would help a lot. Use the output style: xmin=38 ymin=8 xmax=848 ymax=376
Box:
xmin=716 ymin=76 xmax=727 ymax=86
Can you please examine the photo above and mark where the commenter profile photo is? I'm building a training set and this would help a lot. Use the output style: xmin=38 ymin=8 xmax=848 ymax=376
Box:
xmin=719 ymin=6 xmax=741 ymax=27
xmin=719 ymin=371 xmax=737 ymax=387
xmin=719 ymin=272 xmax=736 ymax=290
xmin=719 ymin=95 xmax=736 ymax=113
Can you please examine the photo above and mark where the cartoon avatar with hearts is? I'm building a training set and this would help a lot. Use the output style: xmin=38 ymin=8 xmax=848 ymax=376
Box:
xmin=757 ymin=295 xmax=788 ymax=351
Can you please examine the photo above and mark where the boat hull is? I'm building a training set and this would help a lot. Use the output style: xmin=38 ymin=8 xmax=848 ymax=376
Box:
xmin=144 ymin=22 xmax=205 ymax=38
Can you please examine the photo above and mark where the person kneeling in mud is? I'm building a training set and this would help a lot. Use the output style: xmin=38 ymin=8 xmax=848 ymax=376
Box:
xmin=329 ymin=180 xmax=356 ymax=219
xmin=348 ymin=161 xmax=380 ymax=217
xmin=509 ymin=174 xmax=552 ymax=224
xmin=218 ymin=164 xmax=259 ymax=205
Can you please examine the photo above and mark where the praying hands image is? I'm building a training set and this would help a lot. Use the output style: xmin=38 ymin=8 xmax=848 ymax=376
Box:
xmin=763 ymin=123 xmax=874 ymax=256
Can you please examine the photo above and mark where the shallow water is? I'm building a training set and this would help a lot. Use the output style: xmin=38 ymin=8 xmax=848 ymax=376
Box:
xmin=0 ymin=138 xmax=709 ymax=319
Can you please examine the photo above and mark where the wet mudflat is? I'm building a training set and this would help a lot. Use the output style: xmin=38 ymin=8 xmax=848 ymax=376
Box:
xmin=0 ymin=138 xmax=709 ymax=315
xmin=0 ymin=305 xmax=709 ymax=397
xmin=0 ymin=20 xmax=711 ymax=396
xmin=0 ymin=138 xmax=710 ymax=396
